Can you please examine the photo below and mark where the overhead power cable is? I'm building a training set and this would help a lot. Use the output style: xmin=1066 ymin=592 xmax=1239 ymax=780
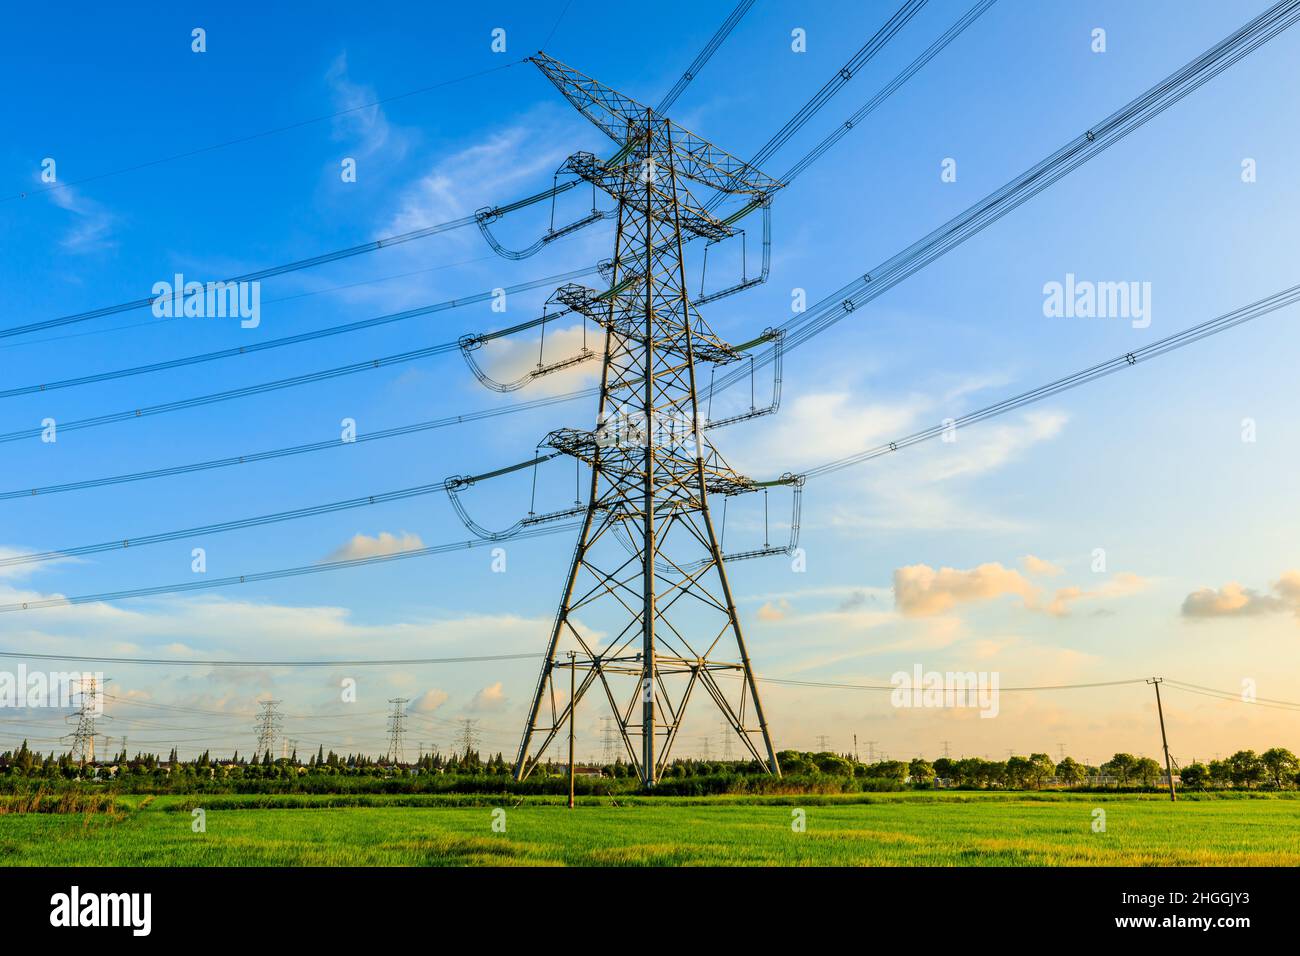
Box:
xmin=655 ymin=0 xmax=757 ymax=113
xmin=0 ymin=522 xmax=579 ymax=614
xmin=1164 ymin=681 xmax=1300 ymax=712
xmin=0 ymin=213 xmax=487 ymax=342
xmin=713 ymin=0 xmax=1300 ymax=395
xmin=1 ymin=651 xmax=1264 ymax=708
xmin=0 ymin=454 xmax=556 ymax=569
xmin=0 ymin=391 xmax=585 ymax=501
xmin=776 ymin=0 xmax=998 ymax=186
xmin=0 ymin=253 xmax=502 ymax=354
xmin=2 ymin=2 xmax=984 ymax=404
xmin=4 ymin=273 xmax=1293 ymax=609
xmin=800 ymin=280 xmax=1300 ymax=478
xmin=1162 ymin=680 xmax=1300 ymax=712
xmin=0 ymin=336 xmax=530 ymax=445
xmin=0 ymin=266 xmax=598 ymax=400
xmin=0 ymin=3 xmax=994 ymax=438
xmin=740 ymin=0 xmax=927 ymax=173
xmin=6 ymin=270 xmax=1297 ymax=515
xmin=0 ymin=2 xmax=751 ymax=342
xmin=0 ymin=62 xmax=517 ymax=206
xmin=0 ymin=650 xmax=543 ymax=668
xmin=753 ymin=676 xmax=1150 ymax=692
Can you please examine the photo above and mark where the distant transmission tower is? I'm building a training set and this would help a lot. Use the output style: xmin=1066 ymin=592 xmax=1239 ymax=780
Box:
xmin=816 ymin=734 xmax=831 ymax=751
xmin=699 ymin=736 xmax=712 ymax=760
xmin=458 ymin=719 xmax=480 ymax=757
xmin=253 ymin=700 xmax=282 ymax=759
xmin=600 ymin=717 xmax=618 ymax=765
xmin=513 ymin=53 xmax=795 ymax=787
xmin=67 ymin=675 xmax=107 ymax=763
xmin=719 ymin=719 xmax=735 ymax=761
xmin=386 ymin=698 xmax=409 ymax=763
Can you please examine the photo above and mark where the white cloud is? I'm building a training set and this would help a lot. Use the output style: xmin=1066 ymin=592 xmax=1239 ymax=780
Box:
xmin=725 ymin=379 xmax=1066 ymax=533
xmin=325 ymin=531 xmax=424 ymax=562
xmin=468 ymin=681 xmax=508 ymax=712
xmin=894 ymin=561 xmax=1148 ymax=619
xmin=470 ymin=322 xmax=604 ymax=396
xmin=1023 ymin=554 xmax=1064 ymax=577
xmin=894 ymin=562 xmax=1037 ymax=617
xmin=1181 ymin=571 xmax=1300 ymax=619
xmin=409 ymin=688 xmax=449 ymax=713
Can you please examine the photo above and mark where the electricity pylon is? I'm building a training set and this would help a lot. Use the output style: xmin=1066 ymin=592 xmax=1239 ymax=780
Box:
xmin=514 ymin=53 xmax=785 ymax=786
xmin=67 ymin=675 xmax=106 ymax=763
xmin=386 ymin=698 xmax=409 ymax=763
xmin=600 ymin=716 xmax=618 ymax=765
xmin=253 ymin=700 xmax=282 ymax=759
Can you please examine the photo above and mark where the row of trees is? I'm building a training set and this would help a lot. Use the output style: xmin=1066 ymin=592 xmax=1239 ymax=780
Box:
xmin=930 ymin=749 xmax=1300 ymax=790
xmin=3 ymin=740 xmax=1297 ymax=791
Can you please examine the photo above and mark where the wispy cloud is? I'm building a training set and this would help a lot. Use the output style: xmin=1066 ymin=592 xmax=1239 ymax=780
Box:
xmin=325 ymin=52 xmax=409 ymax=160
xmin=47 ymin=183 xmax=115 ymax=253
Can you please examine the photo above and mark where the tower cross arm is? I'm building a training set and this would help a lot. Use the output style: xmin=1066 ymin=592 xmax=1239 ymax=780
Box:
xmin=530 ymin=53 xmax=782 ymax=199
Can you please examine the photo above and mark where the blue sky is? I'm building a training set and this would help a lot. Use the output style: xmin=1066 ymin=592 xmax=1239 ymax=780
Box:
xmin=1 ymin=0 xmax=1297 ymax=763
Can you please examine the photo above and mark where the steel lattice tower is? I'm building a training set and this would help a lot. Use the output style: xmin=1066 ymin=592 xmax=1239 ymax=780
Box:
xmin=515 ymin=54 xmax=783 ymax=786
xmin=253 ymin=700 xmax=282 ymax=759
xmin=67 ymin=675 xmax=105 ymax=763
xmin=386 ymin=698 xmax=408 ymax=763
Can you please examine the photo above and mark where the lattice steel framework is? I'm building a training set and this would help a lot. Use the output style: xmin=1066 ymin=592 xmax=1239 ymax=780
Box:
xmin=67 ymin=675 xmax=103 ymax=764
xmin=253 ymin=699 xmax=282 ymax=759
xmin=386 ymin=697 xmax=409 ymax=763
xmin=514 ymin=54 xmax=783 ymax=786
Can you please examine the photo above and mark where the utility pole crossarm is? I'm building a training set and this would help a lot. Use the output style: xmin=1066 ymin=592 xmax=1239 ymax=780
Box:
xmin=530 ymin=52 xmax=782 ymax=198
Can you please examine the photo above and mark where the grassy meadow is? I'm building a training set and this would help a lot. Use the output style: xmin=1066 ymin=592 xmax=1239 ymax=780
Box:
xmin=3 ymin=791 xmax=1298 ymax=866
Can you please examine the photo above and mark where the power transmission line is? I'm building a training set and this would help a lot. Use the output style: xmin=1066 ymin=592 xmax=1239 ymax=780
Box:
xmin=0 ymin=266 xmax=598 ymax=400
xmin=1 ymin=62 xmax=517 ymax=206
xmin=12 ymin=0 xmax=1268 ymax=509
xmin=0 ymin=453 xmax=555 ymax=570
xmin=714 ymin=0 xmax=1300 ymax=394
xmin=7 ymin=270 xmax=1299 ymax=615
xmin=739 ymin=0 xmax=927 ymax=171
xmin=0 ymin=389 xmax=583 ymax=502
xmin=0 ymin=0 xmax=751 ymax=341
xmin=0 ymin=1 xmax=992 ymax=476
xmin=0 ymin=650 xmax=539 ymax=668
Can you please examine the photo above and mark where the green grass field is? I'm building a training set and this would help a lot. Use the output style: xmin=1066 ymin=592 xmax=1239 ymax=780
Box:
xmin=3 ymin=792 xmax=1298 ymax=866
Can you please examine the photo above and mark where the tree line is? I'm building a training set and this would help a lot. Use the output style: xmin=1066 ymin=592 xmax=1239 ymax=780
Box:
xmin=1 ymin=741 xmax=1296 ymax=793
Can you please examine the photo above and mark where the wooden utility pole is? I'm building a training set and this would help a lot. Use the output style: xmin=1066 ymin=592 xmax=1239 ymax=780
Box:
xmin=567 ymin=651 xmax=577 ymax=810
xmin=1148 ymin=677 xmax=1177 ymax=802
